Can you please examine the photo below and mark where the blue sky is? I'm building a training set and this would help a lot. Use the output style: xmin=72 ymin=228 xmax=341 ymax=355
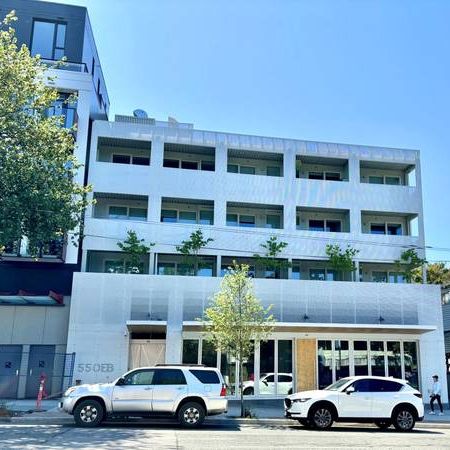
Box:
xmin=43 ymin=0 xmax=450 ymax=262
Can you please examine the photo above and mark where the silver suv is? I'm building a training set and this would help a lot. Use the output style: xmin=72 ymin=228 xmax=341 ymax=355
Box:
xmin=60 ymin=365 xmax=228 ymax=427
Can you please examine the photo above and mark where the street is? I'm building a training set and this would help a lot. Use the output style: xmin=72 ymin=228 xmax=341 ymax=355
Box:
xmin=1 ymin=419 xmax=450 ymax=449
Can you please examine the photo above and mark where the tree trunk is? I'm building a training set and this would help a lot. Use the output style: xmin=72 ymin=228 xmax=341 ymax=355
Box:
xmin=239 ymin=357 xmax=244 ymax=418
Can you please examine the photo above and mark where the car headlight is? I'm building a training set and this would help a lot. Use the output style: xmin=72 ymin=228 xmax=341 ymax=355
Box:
xmin=64 ymin=386 xmax=78 ymax=397
xmin=293 ymin=398 xmax=311 ymax=403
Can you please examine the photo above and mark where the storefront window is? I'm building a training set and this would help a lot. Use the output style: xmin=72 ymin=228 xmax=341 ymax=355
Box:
xmin=403 ymin=342 xmax=419 ymax=389
xmin=259 ymin=340 xmax=275 ymax=395
xmin=353 ymin=341 xmax=369 ymax=375
xmin=334 ymin=340 xmax=349 ymax=380
xmin=182 ymin=339 xmax=198 ymax=364
xmin=220 ymin=353 xmax=236 ymax=396
xmin=370 ymin=341 xmax=386 ymax=376
xmin=278 ymin=340 xmax=293 ymax=395
xmin=201 ymin=340 xmax=217 ymax=367
xmin=318 ymin=340 xmax=333 ymax=389
xmin=387 ymin=341 xmax=402 ymax=378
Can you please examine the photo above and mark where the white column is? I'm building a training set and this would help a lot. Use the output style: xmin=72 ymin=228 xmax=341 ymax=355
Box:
xmin=165 ymin=286 xmax=183 ymax=363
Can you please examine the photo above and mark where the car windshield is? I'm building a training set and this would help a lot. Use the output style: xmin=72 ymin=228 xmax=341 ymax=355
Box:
xmin=324 ymin=378 xmax=351 ymax=391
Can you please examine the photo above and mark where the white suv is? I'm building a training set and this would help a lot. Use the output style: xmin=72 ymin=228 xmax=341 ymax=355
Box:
xmin=285 ymin=376 xmax=424 ymax=431
xmin=60 ymin=365 xmax=227 ymax=427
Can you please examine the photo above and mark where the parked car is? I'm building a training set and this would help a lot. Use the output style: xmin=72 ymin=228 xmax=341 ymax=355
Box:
xmin=243 ymin=373 xmax=293 ymax=395
xmin=59 ymin=365 xmax=228 ymax=427
xmin=284 ymin=376 xmax=423 ymax=431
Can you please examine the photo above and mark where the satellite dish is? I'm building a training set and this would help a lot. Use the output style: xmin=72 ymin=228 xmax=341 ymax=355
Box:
xmin=133 ymin=109 xmax=148 ymax=119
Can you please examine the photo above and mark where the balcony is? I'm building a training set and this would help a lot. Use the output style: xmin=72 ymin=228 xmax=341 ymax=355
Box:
xmin=361 ymin=211 xmax=418 ymax=237
xmin=296 ymin=155 xmax=349 ymax=181
xmin=160 ymin=198 xmax=214 ymax=225
xmin=157 ymin=254 xmax=216 ymax=277
xmin=360 ymin=160 xmax=416 ymax=186
xmin=163 ymin=143 xmax=215 ymax=171
xmin=2 ymin=238 xmax=64 ymax=261
xmin=93 ymin=193 xmax=148 ymax=221
xmin=227 ymin=149 xmax=283 ymax=177
xmin=97 ymin=137 xmax=151 ymax=166
xmin=360 ymin=263 xmax=407 ymax=283
xmin=292 ymin=260 xmax=354 ymax=282
xmin=41 ymin=58 xmax=88 ymax=73
xmin=221 ymin=256 xmax=289 ymax=279
xmin=226 ymin=202 xmax=283 ymax=229
xmin=86 ymin=250 xmax=149 ymax=274
xmin=296 ymin=207 xmax=350 ymax=233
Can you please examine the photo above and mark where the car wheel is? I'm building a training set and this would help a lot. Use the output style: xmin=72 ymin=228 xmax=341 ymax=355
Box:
xmin=374 ymin=420 xmax=391 ymax=430
xmin=243 ymin=387 xmax=254 ymax=396
xmin=310 ymin=404 xmax=334 ymax=430
xmin=73 ymin=399 xmax=104 ymax=428
xmin=178 ymin=402 xmax=205 ymax=428
xmin=392 ymin=407 xmax=416 ymax=432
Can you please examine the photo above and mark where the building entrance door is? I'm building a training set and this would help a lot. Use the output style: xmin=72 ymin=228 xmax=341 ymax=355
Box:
xmin=25 ymin=345 xmax=55 ymax=398
xmin=0 ymin=345 xmax=22 ymax=398
xmin=129 ymin=340 xmax=166 ymax=369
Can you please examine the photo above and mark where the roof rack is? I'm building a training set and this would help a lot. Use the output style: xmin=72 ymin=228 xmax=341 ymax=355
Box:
xmin=155 ymin=364 xmax=206 ymax=367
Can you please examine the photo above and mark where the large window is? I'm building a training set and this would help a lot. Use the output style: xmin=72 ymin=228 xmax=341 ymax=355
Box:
xmin=31 ymin=20 xmax=66 ymax=60
xmin=161 ymin=209 xmax=213 ymax=225
xmin=308 ymin=219 xmax=342 ymax=233
xmin=370 ymin=222 xmax=403 ymax=236
xmin=44 ymin=93 xmax=77 ymax=128
xmin=108 ymin=206 xmax=147 ymax=221
xmin=318 ymin=340 xmax=333 ymax=389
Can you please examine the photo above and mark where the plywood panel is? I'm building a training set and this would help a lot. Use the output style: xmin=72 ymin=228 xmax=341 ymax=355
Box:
xmin=296 ymin=338 xmax=317 ymax=392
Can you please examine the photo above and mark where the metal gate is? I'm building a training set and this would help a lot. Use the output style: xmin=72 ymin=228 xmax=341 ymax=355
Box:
xmin=0 ymin=347 xmax=75 ymax=399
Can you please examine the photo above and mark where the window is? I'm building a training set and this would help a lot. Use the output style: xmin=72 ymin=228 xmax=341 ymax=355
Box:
xmin=387 ymin=341 xmax=402 ymax=378
xmin=386 ymin=176 xmax=400 ymax=185
xmin=161 ymin=209 xmax=177 ymax=223
xmin=199 ymin=210 xmax=214 ymax=225
xmin=178 ymin=211 xmax=197 ymax=224
xmin=352 ymin=379 xmax=372 ymax=392
xmin=370 ymin=223 xmax=386 ymax=235
xmin=326 ymin=270 xmax=337 ymax=281
xmin=190 ymin=370 xmax=220 ymax=384
xmin=278 ymin=375 xmax=292 ymax=383
xmin=201 ymin=161 xmax=215 ymax=171
xmin=267 ymin=166 xmax=281 ymax=176
xmin=153 ymin=369 xmax=186 ymax=385
xmin=353 ymin=341 xmax=369 ymax=376
xmin=369 ymin=176 xmax=384 ymax=184
xmin=108 ymin=206 xmax=128 ymax=219
xmin=112 ymin=154 xmax=131 ymax=164
xmin=291 ymin=266 xmax=301 ymax=280
xmin=124 ymin=369 xmax=154 ymax=385
xmin=334 ymin=340 xmax=349 ymax=379
xmin=318 ymin=340 xmax=333 ymax=389
xmin=226 ymin=214 xmax=238 ymax=226
xmin=197 ymin=262 xmax=214 ymax=277
xmin=325 ymin=172 xmax=340 ymax=181
xmin=105 ymin=260 xmax=125 ymax=274
xmin=158 ymin=262 xmax=176 ymax=275
xmin=370 ymin=379 xmax=402 ymax=392
xmin=182 ymin=340 xmax=199 ymax=364
xmin=310 ymin=269 xmax=326 ymax=281
xmin=181 ymin=160 xmax=198 ymax=170
xmin=372 ymin=271 xmax=388 ymax=283
xmin=108 ymin=206 xmax=146 ymax=221
xmin=326 ymin=220 xmax=341 ymax=232
xmin=387 ymin=223 xmax=402 ymax=236
xmin=309 ymin=220 xmax=325 ymax=231
xmin=31 ymin=20 xmax=66 ymax=60
xmin=389 ymin=272 xmax=406 ymax=283
xmin=239 ymin=215 xmax=255 ymax=227
xmin=308 ymin=171 xmax=323 ymax=180
xmin=227 ymin=164 xmax=239 ymax=173
xmin=163 ymin=159 xmax=179 ymax=168
xmin=43 ymin=93 xmax=77 ymax=129
xmin=132 ymin=156 xmax=150 ymax=166
xmin=370 ymin=341 xmax=386 ymax=376
xmin=201 ymin=340 xmax=217 ymax=367
xmin=266 ymin=215 xmax=281 ymax=229
xmin=240 ymin=166 xmax=255 ymax=175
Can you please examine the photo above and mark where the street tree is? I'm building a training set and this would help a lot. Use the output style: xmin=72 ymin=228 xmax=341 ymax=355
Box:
xmin=411 ymin=262 xmax=450 ymax=285
xmin=176 ymin=229 xmax=213 ymax=275
xmin=0 ymin=11 xmax=90 ymax=257
xmin=117 ymin=230 xmax=154 ymax=274
xmin=203 ymin=263 xmax=275 ymax=417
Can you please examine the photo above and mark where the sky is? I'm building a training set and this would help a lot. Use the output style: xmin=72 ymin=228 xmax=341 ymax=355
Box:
xmin=42 ymin=0 xmax=450 ymax=262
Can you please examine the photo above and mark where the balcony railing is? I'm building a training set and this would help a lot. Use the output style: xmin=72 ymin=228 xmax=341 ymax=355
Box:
xmin=40 ymin=58 xmax=88 ymax=73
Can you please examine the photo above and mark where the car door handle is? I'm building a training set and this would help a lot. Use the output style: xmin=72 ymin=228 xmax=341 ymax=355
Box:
xmin=176 ymin=387 xmax=184 ymax=390
xmin=144 ymin=387 xmax=152 ymax=391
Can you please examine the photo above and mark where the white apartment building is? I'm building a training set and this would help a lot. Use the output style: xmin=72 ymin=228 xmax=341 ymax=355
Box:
xmin=66 ymin=115 xmax=447 ymax=401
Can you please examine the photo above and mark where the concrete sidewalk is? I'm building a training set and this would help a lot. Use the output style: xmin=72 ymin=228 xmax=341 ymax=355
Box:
xmin=2 ymin=398 xmax=450 ymax=425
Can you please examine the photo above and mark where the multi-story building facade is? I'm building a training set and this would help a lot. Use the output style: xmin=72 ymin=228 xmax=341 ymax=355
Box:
xmin=66 ymin=115 xmax=447 ymax=401
xmin=0 ymin=0 xmax=108 ymax=398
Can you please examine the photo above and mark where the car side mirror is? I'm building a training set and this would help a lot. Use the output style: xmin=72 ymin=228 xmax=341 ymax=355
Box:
xmin=262 ymin=380 xmax=268 ymax=386
xmin=116 ymin=377 xmax=125 ymax=386
xmin=346 ymin=386 xmax=355 ymax=395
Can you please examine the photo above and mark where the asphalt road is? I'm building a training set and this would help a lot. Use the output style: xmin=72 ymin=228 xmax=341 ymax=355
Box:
xmin=1 ymin=419 xmax=450 ymax=449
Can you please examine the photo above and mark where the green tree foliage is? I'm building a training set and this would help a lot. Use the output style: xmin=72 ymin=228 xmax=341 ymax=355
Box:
xmin=253 ymin=236 xmax=291 ymax=278
xmin=176 ymin=229 xmax=213 ymax=275
xmin=0 ymin=12 xmax=91 ymax=257
xmin=394 ymin=249 xmax=426 ymax=283
xmin=325 ymin=244 xmax=360 ymax=281
xmin=411 ymin=262 xmax=449 ymax=285
xmin=203 ymin=263 xmax=275 ymax=417
xmin=117 ymin=230 xmax=154 ymax=274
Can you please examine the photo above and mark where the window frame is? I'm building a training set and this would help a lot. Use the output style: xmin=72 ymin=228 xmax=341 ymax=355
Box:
xmin=31 ymin=19 xmax=67 ymax=60
xmin=108 ymin=204 xmax=147 ymax=221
